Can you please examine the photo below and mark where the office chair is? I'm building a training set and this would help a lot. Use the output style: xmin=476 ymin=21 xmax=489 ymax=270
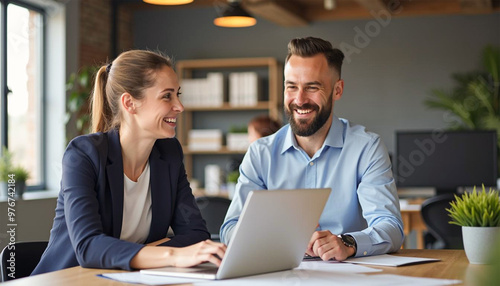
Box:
xmin=195 ymin=196 xmax=231 ymax=242
xmin=0 ymin=241 xmax=48 ymax=281
xmin=421 ymin=194 xmax=464 ymax=249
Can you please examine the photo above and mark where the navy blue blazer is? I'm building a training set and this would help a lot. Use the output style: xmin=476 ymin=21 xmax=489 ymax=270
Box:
xmin=32 ymin=129 xmax=209 ymax=275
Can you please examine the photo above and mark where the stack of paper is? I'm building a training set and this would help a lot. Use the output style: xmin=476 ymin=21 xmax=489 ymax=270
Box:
xmin=345 ymin=254 xmax=440 ymax=266
xmin=226 ymin=133 xmax=249 ymax=151
xmin=188 ymin=129 xmax=222 ymax=151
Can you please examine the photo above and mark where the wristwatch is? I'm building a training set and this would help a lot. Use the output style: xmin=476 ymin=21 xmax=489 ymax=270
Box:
xmin=339 ymin=234 xmax=357 ymax=255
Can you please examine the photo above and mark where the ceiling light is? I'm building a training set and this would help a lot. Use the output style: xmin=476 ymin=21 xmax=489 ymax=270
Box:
xmin=324 ymin=0 xmax=336 ymax=10
xmin=143 ymin=0 xmax=194 ymax=5
xmin=214 ymin=1 xmax=257 ymax=28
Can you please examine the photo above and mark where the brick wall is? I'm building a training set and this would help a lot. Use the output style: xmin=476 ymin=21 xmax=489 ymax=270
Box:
xmin=78 ymin=0 xmax=133 ymax=67
xmin=66 ymin=0 xmax=134 ymax=140
xmin=118 ymin=5 xmax=134 ymax=55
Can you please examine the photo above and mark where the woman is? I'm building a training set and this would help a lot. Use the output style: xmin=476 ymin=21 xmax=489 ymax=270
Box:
xmin=247 ymin=115 xmax=281 ymax=143
xmin=32 ymin=50 xmax=226 ymax=275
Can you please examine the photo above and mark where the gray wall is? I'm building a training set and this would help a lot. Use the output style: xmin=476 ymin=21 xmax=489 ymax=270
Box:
xmin=134 ymin=8 xmax=500 ymax=155
xmin=0 ymin=198 xmax=56 ymax=250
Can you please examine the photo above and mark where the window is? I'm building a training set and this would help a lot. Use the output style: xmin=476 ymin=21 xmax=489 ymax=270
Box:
xmin=1 ymin=0 xmax=45 ymax=190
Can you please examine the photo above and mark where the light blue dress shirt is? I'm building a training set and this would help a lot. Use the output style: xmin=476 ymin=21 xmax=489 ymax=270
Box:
xmin=220 ymin=116 xmax=404 ymax=257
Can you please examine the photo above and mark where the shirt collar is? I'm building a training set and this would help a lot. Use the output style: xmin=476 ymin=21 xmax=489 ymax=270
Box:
xmin=281 ymin=115 xmax=344 ymax=154
xmin=325 ymin=115 xmax=344 ymax=148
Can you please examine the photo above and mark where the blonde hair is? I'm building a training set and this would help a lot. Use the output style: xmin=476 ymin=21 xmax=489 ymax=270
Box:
xmin=91 ymin=50 xmax=173 ymax=133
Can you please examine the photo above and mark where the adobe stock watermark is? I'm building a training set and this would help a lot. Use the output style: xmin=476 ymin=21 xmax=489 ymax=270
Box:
xmin=338 ymin=0 xmax=412 ymax=63
xmin=281 ymin=268 xmax=311 ymax=286
xmin=397 ymin=129 xmax=448 ymax=183
xmin=5 ymin=173 xmax=18 ymax=279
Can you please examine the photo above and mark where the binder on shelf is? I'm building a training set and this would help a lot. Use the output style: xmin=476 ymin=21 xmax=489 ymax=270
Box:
xmin=207 ymin=72 xmax=224 ymax=107
xmin=229 ymin=72 xmax=260 ymax=107
xmin=229 ymin=72 xmax=239 ymax=106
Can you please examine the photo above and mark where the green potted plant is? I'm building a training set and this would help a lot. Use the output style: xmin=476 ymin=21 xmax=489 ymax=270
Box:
xmin=0 ymin=147 xmax=30 ymax=198
xmin=226 ymin=125 xmax=249 ymax=151
xmin=226 ymin=170 xmax=239 ymax=199
xmin=66 ymin=65 xmax=98 ymax=142
xmin=447 ymin=185 xmax=500 ymax=264
xmin=424 ymin=45 xmax=500 ymax=180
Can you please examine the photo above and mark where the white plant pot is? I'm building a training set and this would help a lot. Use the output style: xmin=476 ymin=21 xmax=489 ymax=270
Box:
xmin=462 ymin=226 xmax=500 ymax=264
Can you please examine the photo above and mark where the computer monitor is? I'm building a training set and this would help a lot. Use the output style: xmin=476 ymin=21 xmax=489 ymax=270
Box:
xmin=395 ymin=130 xmax=498 ymax=195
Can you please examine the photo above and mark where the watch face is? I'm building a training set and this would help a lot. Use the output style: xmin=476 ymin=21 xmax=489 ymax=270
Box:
xmin=341 ymin=234 xmax=355 ymax=247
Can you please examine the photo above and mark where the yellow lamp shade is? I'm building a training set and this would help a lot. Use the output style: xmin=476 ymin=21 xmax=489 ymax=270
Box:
xmin=143 ymin=0 xmax=193 ymax=5
xmin=214 ymin=16 xmax=257 ymax=28
xmin=213 ymin=2 xmax=257 ymax=28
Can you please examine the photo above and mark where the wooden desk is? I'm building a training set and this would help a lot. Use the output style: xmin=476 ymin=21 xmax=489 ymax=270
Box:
xmin=2 ymin=249 xmax=493 ymax=286
xmin=401 ymin=203 xmax=427 ymax=249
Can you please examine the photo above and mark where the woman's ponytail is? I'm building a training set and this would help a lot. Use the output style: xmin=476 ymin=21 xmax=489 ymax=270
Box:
xmin=91 ymin=66 xmax=112 ymax=133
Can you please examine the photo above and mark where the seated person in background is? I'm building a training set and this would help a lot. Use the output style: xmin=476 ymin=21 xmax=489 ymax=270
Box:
xmin=221 ymin=37 xmax=403 ymax=261
xmin=32 ymin=50 xmax=225 ymax=275
xmin=247 ymin=115 xmax=281 ymax=143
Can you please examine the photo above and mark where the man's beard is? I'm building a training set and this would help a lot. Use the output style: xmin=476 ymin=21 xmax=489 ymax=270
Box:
xmin=285 ymin=91 xmax=333 ymax=137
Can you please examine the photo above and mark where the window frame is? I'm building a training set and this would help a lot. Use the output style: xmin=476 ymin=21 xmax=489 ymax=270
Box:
xmin=0 ymin=0 xmax=47 ymax=191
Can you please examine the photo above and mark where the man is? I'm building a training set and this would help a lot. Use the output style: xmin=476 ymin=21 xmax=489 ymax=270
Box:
xmin=220 ymin=37 xmax=404 ymax=261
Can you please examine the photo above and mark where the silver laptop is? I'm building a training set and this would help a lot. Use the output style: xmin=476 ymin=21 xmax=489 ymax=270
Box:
xmin=141 ymin=188 xmax=331 ymax=280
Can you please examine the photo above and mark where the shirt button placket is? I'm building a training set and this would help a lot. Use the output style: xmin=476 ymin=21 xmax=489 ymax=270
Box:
xmin=305 ymin=160 xmax=316 ymax=188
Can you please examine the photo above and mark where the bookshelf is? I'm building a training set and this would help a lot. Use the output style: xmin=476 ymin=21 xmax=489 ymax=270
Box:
xmin=176 ymin=57 xmax=283 ymax=184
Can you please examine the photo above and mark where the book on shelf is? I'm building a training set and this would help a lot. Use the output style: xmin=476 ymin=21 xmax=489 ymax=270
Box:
xmin=181 ymin=72 xmax=224 ymax=107
xmin=188 ymin=129 xmax=222 ymax=151
xmin=204 ymin=164 xmax=222 ymax=195
xmin=228 ymin=72 xmax=260 ymax=106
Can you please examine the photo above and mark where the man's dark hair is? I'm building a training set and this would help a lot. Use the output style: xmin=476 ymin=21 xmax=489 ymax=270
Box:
xmin=286 ymin=37 xmax=345 ymax=77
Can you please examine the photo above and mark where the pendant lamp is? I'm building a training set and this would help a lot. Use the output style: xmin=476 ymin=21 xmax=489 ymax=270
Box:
xmin=143 ymin=0 xmax=194 ymax=5
xmin=214 ymin=1 xmax=256 ymax=28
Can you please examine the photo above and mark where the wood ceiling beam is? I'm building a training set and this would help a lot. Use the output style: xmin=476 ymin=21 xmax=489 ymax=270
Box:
xmin=309 ymin=0 xmax=497 ymax=22
xmin=353 ymin=0 xmax=389 ymax=13
xmin=306 ymin=0 xmax=377 ymax=22
xmin=459 ymin=0 xmax=493 ymax=13
xmin=243 ymin=0 xmax=309 ymax=27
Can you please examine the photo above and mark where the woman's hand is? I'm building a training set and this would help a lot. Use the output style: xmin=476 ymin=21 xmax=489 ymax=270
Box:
xmin=130 ymin=239 xmax=226 ymax=269
xmin=170 ymin=240 xmax=227 ymax=267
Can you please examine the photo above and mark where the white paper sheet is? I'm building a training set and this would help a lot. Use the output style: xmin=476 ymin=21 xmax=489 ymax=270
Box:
xmin=98 ymin=272 xmax=210 ymax=285
xmin=193 ymin=270 xmax=461 ymax=286
xmin=99 ymin=269 xmax=460 ymax=286
xmin=368 ymin=274 xmax=461 ymax=286
xmin=346 ymin=254 xmax=440 ymax=266
xmin=297 ymin=260 xmax=382 ymax=273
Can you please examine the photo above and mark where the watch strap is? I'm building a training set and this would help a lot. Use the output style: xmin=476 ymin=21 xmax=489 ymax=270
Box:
xmin=339 ymin=234 xmax=357 ymax=256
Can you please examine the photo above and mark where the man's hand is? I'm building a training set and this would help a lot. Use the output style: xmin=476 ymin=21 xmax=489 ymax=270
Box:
xmin=306 ymin=230 xmax=355 ymax=261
